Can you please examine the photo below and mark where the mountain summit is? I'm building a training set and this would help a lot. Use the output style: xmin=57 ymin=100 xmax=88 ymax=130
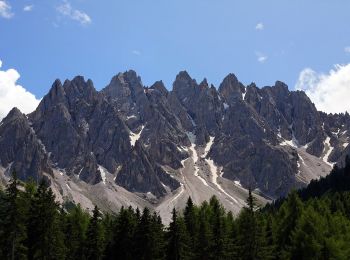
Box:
xmin=0 ymin=71 xmax=348 ymax=222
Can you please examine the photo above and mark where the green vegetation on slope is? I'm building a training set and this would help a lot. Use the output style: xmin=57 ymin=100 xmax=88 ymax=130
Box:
xmin=2 ymin=165 xmax=350 ymax=259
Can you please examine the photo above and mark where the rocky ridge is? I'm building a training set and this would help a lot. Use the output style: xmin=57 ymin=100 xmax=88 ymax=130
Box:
xmin=1 ymin=70 xmax=349 ymax=220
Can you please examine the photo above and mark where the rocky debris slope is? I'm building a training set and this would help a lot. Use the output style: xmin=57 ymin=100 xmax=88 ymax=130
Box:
xmin=1 ymin=70 xmax=349 ymax=216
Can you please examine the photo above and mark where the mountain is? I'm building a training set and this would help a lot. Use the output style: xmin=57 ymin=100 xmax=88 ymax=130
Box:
xmin=1 ymin=70 xmax=349 ymax=221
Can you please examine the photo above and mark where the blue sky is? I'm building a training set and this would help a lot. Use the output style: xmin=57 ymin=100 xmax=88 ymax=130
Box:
xmin=1 ymin=0 xmax=350 ymax=116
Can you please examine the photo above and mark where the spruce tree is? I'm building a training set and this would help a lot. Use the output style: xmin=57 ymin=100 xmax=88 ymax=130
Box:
xmin=150 ymin=211 xmax=166 ymax=259
xmin=27 ymin=179 xmax=66 ymax=260
xmin=65 ymin=204 xmax=89 ymax=260
xmin=134 ymin=207 xmax=165 ymax=260
xmin=209 ymin=196 xmax=230 ymax=259
xmin=84 ymin=205 xmax=104 ymax=260
xmin=258 ymin=215 xmax=277 ymax=260
xmin=166 ymin=208 xmax=191 ymax=260
xmin=0 ymin=172 xmax=27 ymax=260
xmin=195 ymin=209 xmax=211 ymax=260
xmin=106 ymin=206 xmax=138 ymax=260
xmin=275 ymin=190 xmax=303 ymax=258
xmin=184 ymin=197 xmax=197 ymax=239
xmin=236 ymin=189 xmax=259 ymax=260
xmin=289 ymin=206 xmax=324 ymax=259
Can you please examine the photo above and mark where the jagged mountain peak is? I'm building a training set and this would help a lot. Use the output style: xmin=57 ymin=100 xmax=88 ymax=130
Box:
xmin=3 ymin=107 xmax=25 ymax=121
xmin=274 ymin=80 xmax=289 ymax=90
xmin=2 ymin=69 xmax=350 ymax=218
xmin=63 ymin=76 xmax=97 ymax=99
xmin=102 ymin=70 xmax=145 ymax=103
xmin=110 ymin=70 xmax=142 ymax=87
xmin=149 ymin=80 xmax=168 ymax=96
xmin=199 ymin=78 xmax=210 ymax=90
xmin=218 ymin=72 xmax=245 ymax=104
xmin=175 ymin=70 xmax=193 ymax=81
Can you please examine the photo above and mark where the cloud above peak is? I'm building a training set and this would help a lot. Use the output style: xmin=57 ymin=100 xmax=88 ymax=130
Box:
xmin=132 ymin=50 xmax=141 ymax=56
xmin=255 ymin=22 xmax=264 ymax=30
xmin=56 ymin=1 xmax=91 ymax=25
xmin=295 ymin=64 xmax=350 ymax=114
xmin=0 ymin=0 xmax=13 ymax=18
xmin=0 ymin=60 xmax=40 ymax=119
xmin=255 ymin=51 xmax=267 ymax=63
xmin=23 ymin=5 xmax=34 ymax=12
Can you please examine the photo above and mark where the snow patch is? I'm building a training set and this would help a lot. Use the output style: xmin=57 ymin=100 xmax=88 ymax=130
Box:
xmin=203 ymin=136 xmax=214 ymax=158
xmin=223 ymin=103 xmax=229 ymax=109
xmin=126 ymin=115 xmax=137 ymax=120
xmin=206 ymin=158 xmax=238 ymax=204
xmin=280 ymin=132 xmax=299 ymax=148
xmin=181 ymin=157 xmax=187 ymax=167
xmin=332 ymin=129 xmax=341 ymax=136
xmin=197 ymin=174 xmax=209 ymax=186
xmin=298 ymin=153 xmax=305 ymax=165
xmin=77 ymin=167 xmax=84 ymax=178
xmin=170 ymin=183 xmax=184 ymax=204
xmin=188 ymin=115 xmax=196 ymax=127
xmin=242 ymin=87 xmax=247 ymax=100
xmin=186 ymin=132 xmax=210 ymax=187
xmin=322 ymin=137 xmax=334 ymax=166
xmin=234 ymin=180 xmax=242 ymax=187
xmin=303 ymin=142 xmax=311 ymax=149
xmin=343 ymin=142 xmax=348 ymax=148
xmin=66 ymin=183 xmax=72 ymax=191
xmin=98 ymin=165 xmax=108 ymax=185
xmin=277 ymin=128 xmax=282 ymax=138
xmin=130 ymin=125 xmax=145 ymax=147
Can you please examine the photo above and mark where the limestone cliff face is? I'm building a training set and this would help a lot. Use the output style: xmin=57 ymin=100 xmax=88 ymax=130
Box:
xmin=1 ymin=70 xmax=349 ymax=199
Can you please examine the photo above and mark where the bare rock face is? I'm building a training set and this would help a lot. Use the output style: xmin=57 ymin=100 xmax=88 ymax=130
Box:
xmin=172 ymin=71 xmax=223 ymax=139
xmin=0 ymin=108 xmax=51 ymax=181
xmin=116 ymin=141 xmax=179 ymax=197
xmin=1 ymin=70 xmax=350 ymax=201
xmin=218 ymin=73 xmax=245 ymax=103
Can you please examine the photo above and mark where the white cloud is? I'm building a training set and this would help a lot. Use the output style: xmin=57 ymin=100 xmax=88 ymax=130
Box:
xmin=256 ymin=52 xmax=267 ymax=63
xmin=23 ymin=5 xmax=33 ymax=12
xmin=56 ymin=1 xmax=91 ymax=25
xmin=0 ymin=60 xmax=40 ymax=119
xmin=295 ymin=64 xmax=350 ymax=114
xmin=255 ymin=22 xmax=264 ymax=31
xmin=0 ymin=0 xmax=13 ymax=18
xmin=132 ymin=50 xmax=141 ymax=56
xmin=345 ymin=46 xmax=350 ymax=54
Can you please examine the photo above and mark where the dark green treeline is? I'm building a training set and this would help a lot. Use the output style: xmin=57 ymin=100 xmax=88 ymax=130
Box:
xmin=1 ymin=173 xmax=350 ymax=259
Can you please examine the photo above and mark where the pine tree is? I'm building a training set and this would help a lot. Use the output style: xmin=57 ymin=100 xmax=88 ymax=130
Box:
xmin=27 ymin=179 xmax=66 ymax=260
xmin=106 ymin=206 xmax=138 ymax=260
xmin=65 ymin=204 xmax=89 ymax=260
xmin=195 ymin=208 xmax=212 ymax=260
xmin=184 ymin=197 xmax=197 ymax=238
xmin=150 ymin=211 xmax=166 ymax=259
xmin=289 ymin=206 xmax=324 ymax=259
xmin=166 ymin=208 xmax=191 ymax=260
xmin=209 ymin=196 xmax=230 ymax=259
xmin=229 ymin=216 xmax=240 ymax=259
xmin=134 ymin=207 xmax=165 ymax=260
xmin=275 ymin=190 xmax=303 ymax=258
xmin=0 ymin=172 xmax=27 ymax=260
xmin=236 ymin=189 xmax=260 ymax=260
xmin=84 ymin=205 xmax=104 ymax=260
xmin=258 ymin=215 xmax=277 ymax=260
